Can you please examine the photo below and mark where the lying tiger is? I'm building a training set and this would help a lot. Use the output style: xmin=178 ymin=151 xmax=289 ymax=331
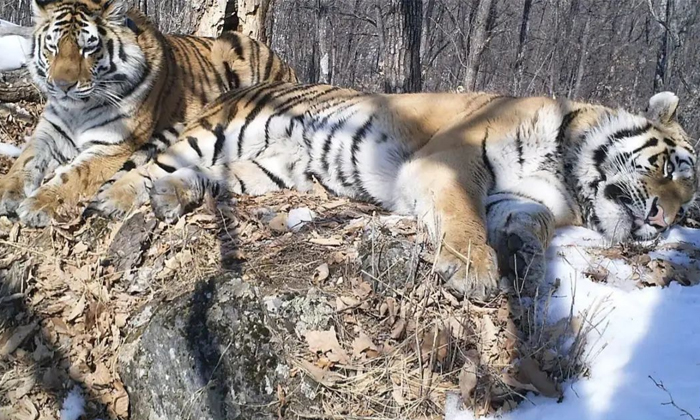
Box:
xmin=88 ymin=83 xmax=697 ymax=299
xmin=0 ymin=0 xmax=297 ymax=226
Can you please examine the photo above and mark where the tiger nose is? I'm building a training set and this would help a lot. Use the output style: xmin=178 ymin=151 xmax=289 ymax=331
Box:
xmin=53 ymin=79 xmax=77 ymax=92
xmin=646 ymin=199 xmax=672 ymax=229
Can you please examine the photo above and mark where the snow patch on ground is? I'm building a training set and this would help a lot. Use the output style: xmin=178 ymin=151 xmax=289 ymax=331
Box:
xmin=0 ymin=20 xmax=31 ymax=72
xmin=59 ymin=387 xmax=85 ymax=420
xmin=287 ymin=207 xmax=316 ymax=231
xmin=0 ymin=142 xmax=22 ymax=158
xmin=446 ymin=226 xmax=700 ymax=420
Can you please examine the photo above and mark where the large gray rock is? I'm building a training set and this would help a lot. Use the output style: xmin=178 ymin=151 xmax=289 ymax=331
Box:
xmin=119 ymin=274 xmax=282 ymax=420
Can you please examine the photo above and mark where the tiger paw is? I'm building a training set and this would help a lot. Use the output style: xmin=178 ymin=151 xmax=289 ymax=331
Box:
xmin=495 ymin=230 xmax=546 ymax=291
xmin=0 ymin=176 xmax=26 ymax=217
xmin=17 ymin=196 xmax=55 ymax=227
xmin=84 ymin=172 xmax=150 ymax=220
xmin=436 ymin=243 xmax=501 ymax=301
xmin=149 ymin=176 xmax=202 ymax=224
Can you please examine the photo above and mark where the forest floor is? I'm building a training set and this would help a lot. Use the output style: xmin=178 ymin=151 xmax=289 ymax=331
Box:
xmin=1 ymin=102 xmax=699 ymax=420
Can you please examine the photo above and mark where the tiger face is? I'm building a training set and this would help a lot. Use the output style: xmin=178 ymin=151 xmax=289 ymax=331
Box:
xmin=592 ymin=92 xmax=697 ymax=242
xmin=29 ymin=0 xmax=145 ymax=106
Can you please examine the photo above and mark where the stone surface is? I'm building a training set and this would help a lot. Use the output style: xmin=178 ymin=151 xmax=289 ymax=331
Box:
xmin=119 ymin=274 xmax=282 ymax=420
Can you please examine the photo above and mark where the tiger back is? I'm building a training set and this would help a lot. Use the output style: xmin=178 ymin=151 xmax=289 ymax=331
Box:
xmin=0 ymin=0 xmax=297 ymax=227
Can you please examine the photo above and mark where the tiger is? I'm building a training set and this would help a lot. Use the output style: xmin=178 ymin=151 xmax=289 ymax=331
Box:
xmin=85 ymin=82 xmax=697 ymax=299
xmin=0 ymin=0 xmax=297 ymax=227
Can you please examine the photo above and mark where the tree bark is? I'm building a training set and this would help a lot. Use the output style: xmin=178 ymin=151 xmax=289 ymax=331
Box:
xmin=571 ymin=13 xmax=591 ymax=99
xmin=317 ymin=0 xmax=332 ymax=84
xmin=235 ymin=0 xmax=270 ymax=42
xmin=654 ymin=0 xmax=672 ymax=91
xmin=463 ymin=0 xmax=494 ymax=91
xmin=381 ymin=0 xmax=422 ymax=93
xmin=512 ymin=0 xmax=532 ymax=95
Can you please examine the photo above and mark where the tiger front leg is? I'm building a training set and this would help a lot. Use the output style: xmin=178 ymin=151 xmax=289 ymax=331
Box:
xmin=485 ymin=194 xmax=556 ymax=294
xmin=0 ymin=144 xmax=38 ymax=217
xmin=17 ymin=147 xmax=130 ymax=226
xmin=396 ymin=159 xmax=500 ymax=300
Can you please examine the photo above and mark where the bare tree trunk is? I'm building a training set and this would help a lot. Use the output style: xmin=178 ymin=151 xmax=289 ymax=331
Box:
xmin=463 ymin=0 xmax=494 ymax=91
xmin=654 ymin=0 xmax=672 ymax=91
xmin=512 ymin=0 xmax=532 ymax=95
xmin=571 ymin=13 xmax=591 ymax=99
xmin=236 ymin=0 xmax=271 ymax=42
xmin=381 ymin=0 xmax=422 ymax=93
xmin=317 ymin=0 xmax=332 ymax=84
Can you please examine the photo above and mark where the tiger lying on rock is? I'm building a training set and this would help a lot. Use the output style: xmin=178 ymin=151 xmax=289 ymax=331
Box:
xmin=0 ymin=0 xmax=297 ymax=226
xmin=85 ymin=82 xmax=697 ymax=299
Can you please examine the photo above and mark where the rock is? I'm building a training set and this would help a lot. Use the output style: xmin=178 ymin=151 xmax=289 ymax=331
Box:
xmin=119 ymin=273 xmax=283 ymax=420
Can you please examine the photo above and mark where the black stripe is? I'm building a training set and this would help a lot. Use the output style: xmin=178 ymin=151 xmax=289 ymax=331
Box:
xmin=82 ymin=140 xmax=113 ymax=149
xmin=321 ymin=116 xmax=353 ymax=172
xmin=515 ymin=129 xmax=524 ymax=167
xmin=262 ymin=86 xmax=342 ymax=151
xmin=212 ymin=124 xmax=227 ymax=165
xmin=187 ymin=136 xmax=203 ymax=157
xmin=237 ymin=84 xmax=311 ymax=157
xmin=481 ymin=131 xmax=495 ymax=190
xmin=632 ymin=137 xmax=659 ymax=154
xmin=351 ymin=117 xmax=374 ymax=168
xmin=262 ymin=44 xmax=275 ymax=80
xmin=155 ymin=159 xmax=177 ymax=173
xmin=237 ymin=176 xmax=247 ymax=194
xmin=556 ymin=110 xmax=581 ymax=146
xmin=485 ymin=197 xmax=517 ymax=213
xmin=252 ymin=160 xmax=286 ymax=189
xmin=85 ymin=114 xmax=124 ymax=131
xmin=121 ymin=160 xmax=136 ymax=171
xmin=48 ymin=120 xmax=77 ymax=149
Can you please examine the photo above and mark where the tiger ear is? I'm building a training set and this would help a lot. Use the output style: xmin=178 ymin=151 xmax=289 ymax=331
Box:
xmin=103 ymin=0 xmax=127 ymax=22
xmin=646 ymin=92 xmax=679 ymax=125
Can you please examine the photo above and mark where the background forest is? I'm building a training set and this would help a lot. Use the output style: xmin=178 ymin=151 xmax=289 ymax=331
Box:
xmin=2 ymin=0 xmax=700 ymax=138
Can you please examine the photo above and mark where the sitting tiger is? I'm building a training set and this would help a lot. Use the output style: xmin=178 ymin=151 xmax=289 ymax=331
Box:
xmin=0 ymin=0 xmax=297 ymax=226
xmin=87 ymin=82 xmax=697 ymax=299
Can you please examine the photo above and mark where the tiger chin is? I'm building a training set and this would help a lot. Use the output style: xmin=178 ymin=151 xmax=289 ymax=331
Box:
xmin=0 ymin=0 xmax=297 ymax=227
xmin=87 ymin=83 xmax=697 ymax=300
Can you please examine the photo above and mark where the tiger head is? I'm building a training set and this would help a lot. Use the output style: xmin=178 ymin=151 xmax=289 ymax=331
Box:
xmin=29 ymin=0 xmax=146 ymax=106
xmin=585 ymin=92 xmax=697 ymax=242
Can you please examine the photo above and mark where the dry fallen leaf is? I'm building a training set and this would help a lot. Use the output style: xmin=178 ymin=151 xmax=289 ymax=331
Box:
xmin=419 ymin=326 xmax=449 ymax=363
xmin=351 ymin=332 xmax=380 ymax=359
xmin=0 ymin=321 xmax=38 ymax=357
xmin=313 ymin=263 xmax=330 ymax=284
xmin=268 ymin=213 xmax=289 ymax=233
xmin=517 ymin=357 xmax=561 ymax=398
xmin=66 ymin=294 xmax=86 ymax=322
xmin=391 ymin=319 xmax=406 ymax=340
xmin=458 ymin=350 xmax=480 ymax=401
xmin=297 ymin=359 xmax=344 ymax=386
xmin=584 ymin=266 xmax=609 ymax=283
xmin=305 ymin=327 xmax=350 ymax=365
xmin=309 ymin=237 xmax=342 ymax=246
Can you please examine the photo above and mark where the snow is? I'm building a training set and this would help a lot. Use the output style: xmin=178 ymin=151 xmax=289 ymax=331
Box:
xmin=446 ymin=226 xmax=700 ymax=420
xmin=59 ymin=387 xmax=85 ymax=420
xmin=0 ymin=142 xmax=22 ymax=158
xmin=287 ymin=207 xmax=316 ymax=231
xmin=0 ymin=20 xmax=32 ymax=72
